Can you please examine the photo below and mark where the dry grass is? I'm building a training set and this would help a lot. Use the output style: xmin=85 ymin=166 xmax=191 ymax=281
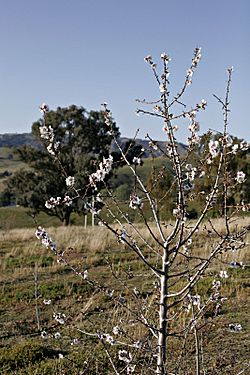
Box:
xmin=0 ymin=217 xmax=249 ymax=374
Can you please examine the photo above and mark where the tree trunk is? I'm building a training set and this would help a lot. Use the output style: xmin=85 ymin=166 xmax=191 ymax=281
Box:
xmin=156 ymin=249 xmax=169 ymax=374
xmin=63 ymin=209 xmax=71 ymax=226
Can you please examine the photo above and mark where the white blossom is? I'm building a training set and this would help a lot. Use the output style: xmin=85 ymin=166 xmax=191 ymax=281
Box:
xmin=89 ymin=155 xmax=113 ymax=188
xmin=209 ymin=140 xmax=220 ymax=158
xmin=188 ymin=121 xmax=200 ymax=133
xmin=120 ymin=228 xmax=128 ymax=244
xmin=118 ymin=350 xmax=132 ymax=363
xmin=132 ymin=156 xmax=142 ymax=165
xmin=240 ymin=140 xmax=249 ymax=151
xmin=43 ymin=299 xmax=52 ymax=305
xmin=153 ymin=105 xmax=161 ymax=113
xmin=129 ymin=195 xmax=143 ymax=210
xmin=235 ymin=171 xmax=246 ymax=184
xmin=229 ymin=323 xmax=242 ymax=332
xmin=127 ymin=364 xmax=136 ymax=374
xmin=173 ymin=208 xmax=179 ymax=216
xmin=39 ymin=125 xmax=54 ymax=141
xmin=54 ymin=332 xmax=61 ymax=339
xmin=212 ymin=280 xmax=221 ymax=289
xmin=225 ymin=134 xmax=233 ymax=146
xmin=35 ymin=226 xmax=57 ymax=252
xmin=232 ymin=144 xmax=239 ymax=154
xmin=53 ymin=312 xmax=66 ymax=325
xmin=187 ymin=110 xmax=197 ymax=120
xmin=219 ymin=270 xmax=229 ymax=279
xmin=63 ymin=195 xmax=73 ymax=206
xmin=83 ymin=270 xmax=88 ymax=280
xmin=186 ymin=68 xmax=193 ymax=77
xmin=144 ymin=55 xmax=152 ymax=62
xmin=45 ymin=196 xmax=61 ymax=209
xmin=192 ymin=47 xmax=202 ymax=67
xmin=41 ymin=331 xmax=48 ymax=339
xmin=39 ymin=102 xmax=49 ymax=113
xmin=186 ymin=167 xmax=197 ymax=181
xmin=71 ymin=338 xmax=80 ymax=345
xmin=159 ymin=83 xmax=166 ymax=94
xmin=105 ymin=334 xmax=116 ymax=345
xmin=47 ymin=142 xmax=59 ymax=156
xmin=65 ymin=176 xmax=75 ymax=187
xmin=187 ymin=294 xmax=201 ymax=310
xmin=149 ymin=141 xmax=158 ymax=150
xmin=112 ymin=326 xmax=121 ymax=335
xmin=196 ymin=99 xmax=207 ymax=109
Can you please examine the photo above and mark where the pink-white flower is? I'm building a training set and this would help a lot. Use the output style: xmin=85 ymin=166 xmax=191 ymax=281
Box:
xmin=235 ymin=171 xmax=246 ymax=184
xmin=219 ymin=270 xmax=229 ymax=279
xmin=65 ymin=176 xmax=75 ymax=187
xmin=209 ymin=140 xmax=220 ymax=158
xmin=39 ymin=102 xmax=49 ymax=113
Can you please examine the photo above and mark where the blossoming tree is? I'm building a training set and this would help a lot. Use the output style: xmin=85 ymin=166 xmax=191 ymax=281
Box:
xmin=35 ymin=48 xmax=249 ymax=374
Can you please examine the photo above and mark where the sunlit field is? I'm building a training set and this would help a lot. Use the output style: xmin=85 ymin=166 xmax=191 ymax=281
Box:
xmin=0 ymin=218 xmax=249 ymax=374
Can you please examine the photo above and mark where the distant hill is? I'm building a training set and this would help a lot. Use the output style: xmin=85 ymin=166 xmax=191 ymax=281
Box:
xmin=0 ymin=133 xmax=187 ymax=156
xmin=0 ymin=133 xmax=42 ymax=149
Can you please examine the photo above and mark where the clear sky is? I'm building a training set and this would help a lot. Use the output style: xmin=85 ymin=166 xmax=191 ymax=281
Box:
xmin=0 ymin=0 xmax=249 ymax=143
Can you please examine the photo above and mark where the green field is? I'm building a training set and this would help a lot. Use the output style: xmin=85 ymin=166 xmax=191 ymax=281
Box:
xmin=0 ymin=147 xmax=27 ymax=192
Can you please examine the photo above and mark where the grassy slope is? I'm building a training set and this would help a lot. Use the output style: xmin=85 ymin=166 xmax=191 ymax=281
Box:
xmin=0 ymin=221 xmax=249 ymax=374
xmin=0 ymin=147 xmax=27 ymax=192
xmin=0 ymin=156 xmax=170 ymax=230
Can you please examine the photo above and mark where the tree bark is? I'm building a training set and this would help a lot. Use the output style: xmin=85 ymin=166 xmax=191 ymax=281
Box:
xmin=156 ymin=249 xmax=169 ymax=375
xmin=63 ymin=209 xmax=71 ymax=226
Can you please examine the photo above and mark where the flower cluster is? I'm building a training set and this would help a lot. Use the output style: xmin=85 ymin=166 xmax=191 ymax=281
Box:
xmin=71 ymin=338 xmax=81 ymax=346
xmin=132 ymin=156 xmax=142 ymax=165
xmin=104 ymin=334 xmax=116 ymax=346
xmin=129 ymin=195 xmax=143 ymax=210
xmin=184 ymin=47 xmax=202 ymax=86
xmin=185 ymin=164 xmax=197 ymax=181
xmin=208 ymin=140 xmax=220 ymax=159
xmin=219 ymin=270 xmax=229 ymax=279
xmin=119 ymin=227 xmax=128 ymax=244
xmin=212 ymin=279 xmax=221 ymax=290
xmin=118 ymin=348 xmax=135 ymax=372
xmin=112 ymin=326 xmax=123 ymax=336
xmin=235 ymin=171 xmax=246 ymax=184
xmin=118 ymin=349 xmax=132 ymax=363
xmin=229 ymin=323 xmax=242 ymax=332
xmin=187 ymin=114 xmax=201 ymax=146
xmin=39 ymin=102 xmax=49 ymax=113
xmin=65 ymin=176 xmax=75 ymax=188
xmin=45 ymin=195 xmax=73 ymax=209
xmin=148 ymin=140 xmax=158 ymax=151
xmin=41 ymin=331 xmax=48 ymax=339
xmin=43 ymin=299 xmax=52 ymax=305
xmin=144 ymin=53 xmax=171 ymax=96
xmin=35 ymin=226 xmax=56 ymax=252
xmin=89 ymin=155 xmax=113 ymax=188
xmin=53 ymin=312 xmax=66 ymax=325
xmin=39 ymin=103 xmax=60 ymax=156
xmin=192 ymin=47 xmax=202 ymax=68
xmin=187 ymin=294 xmax=201 ymax=310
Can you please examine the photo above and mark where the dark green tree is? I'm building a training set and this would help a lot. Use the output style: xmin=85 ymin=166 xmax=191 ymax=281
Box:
xmin=5 ymin=105 xmax=119 ymax=225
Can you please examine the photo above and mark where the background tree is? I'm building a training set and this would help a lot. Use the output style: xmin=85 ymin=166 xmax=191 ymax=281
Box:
xmin=5 ymin=105 xmax=119 ymax=225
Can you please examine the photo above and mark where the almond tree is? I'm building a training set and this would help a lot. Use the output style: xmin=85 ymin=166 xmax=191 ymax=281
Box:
xmin=36 ymin=49 xmax=249 ymax=374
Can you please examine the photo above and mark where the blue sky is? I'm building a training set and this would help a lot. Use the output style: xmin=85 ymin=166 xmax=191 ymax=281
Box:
xmin=0 ymin=0 xmax=249 ymax=143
